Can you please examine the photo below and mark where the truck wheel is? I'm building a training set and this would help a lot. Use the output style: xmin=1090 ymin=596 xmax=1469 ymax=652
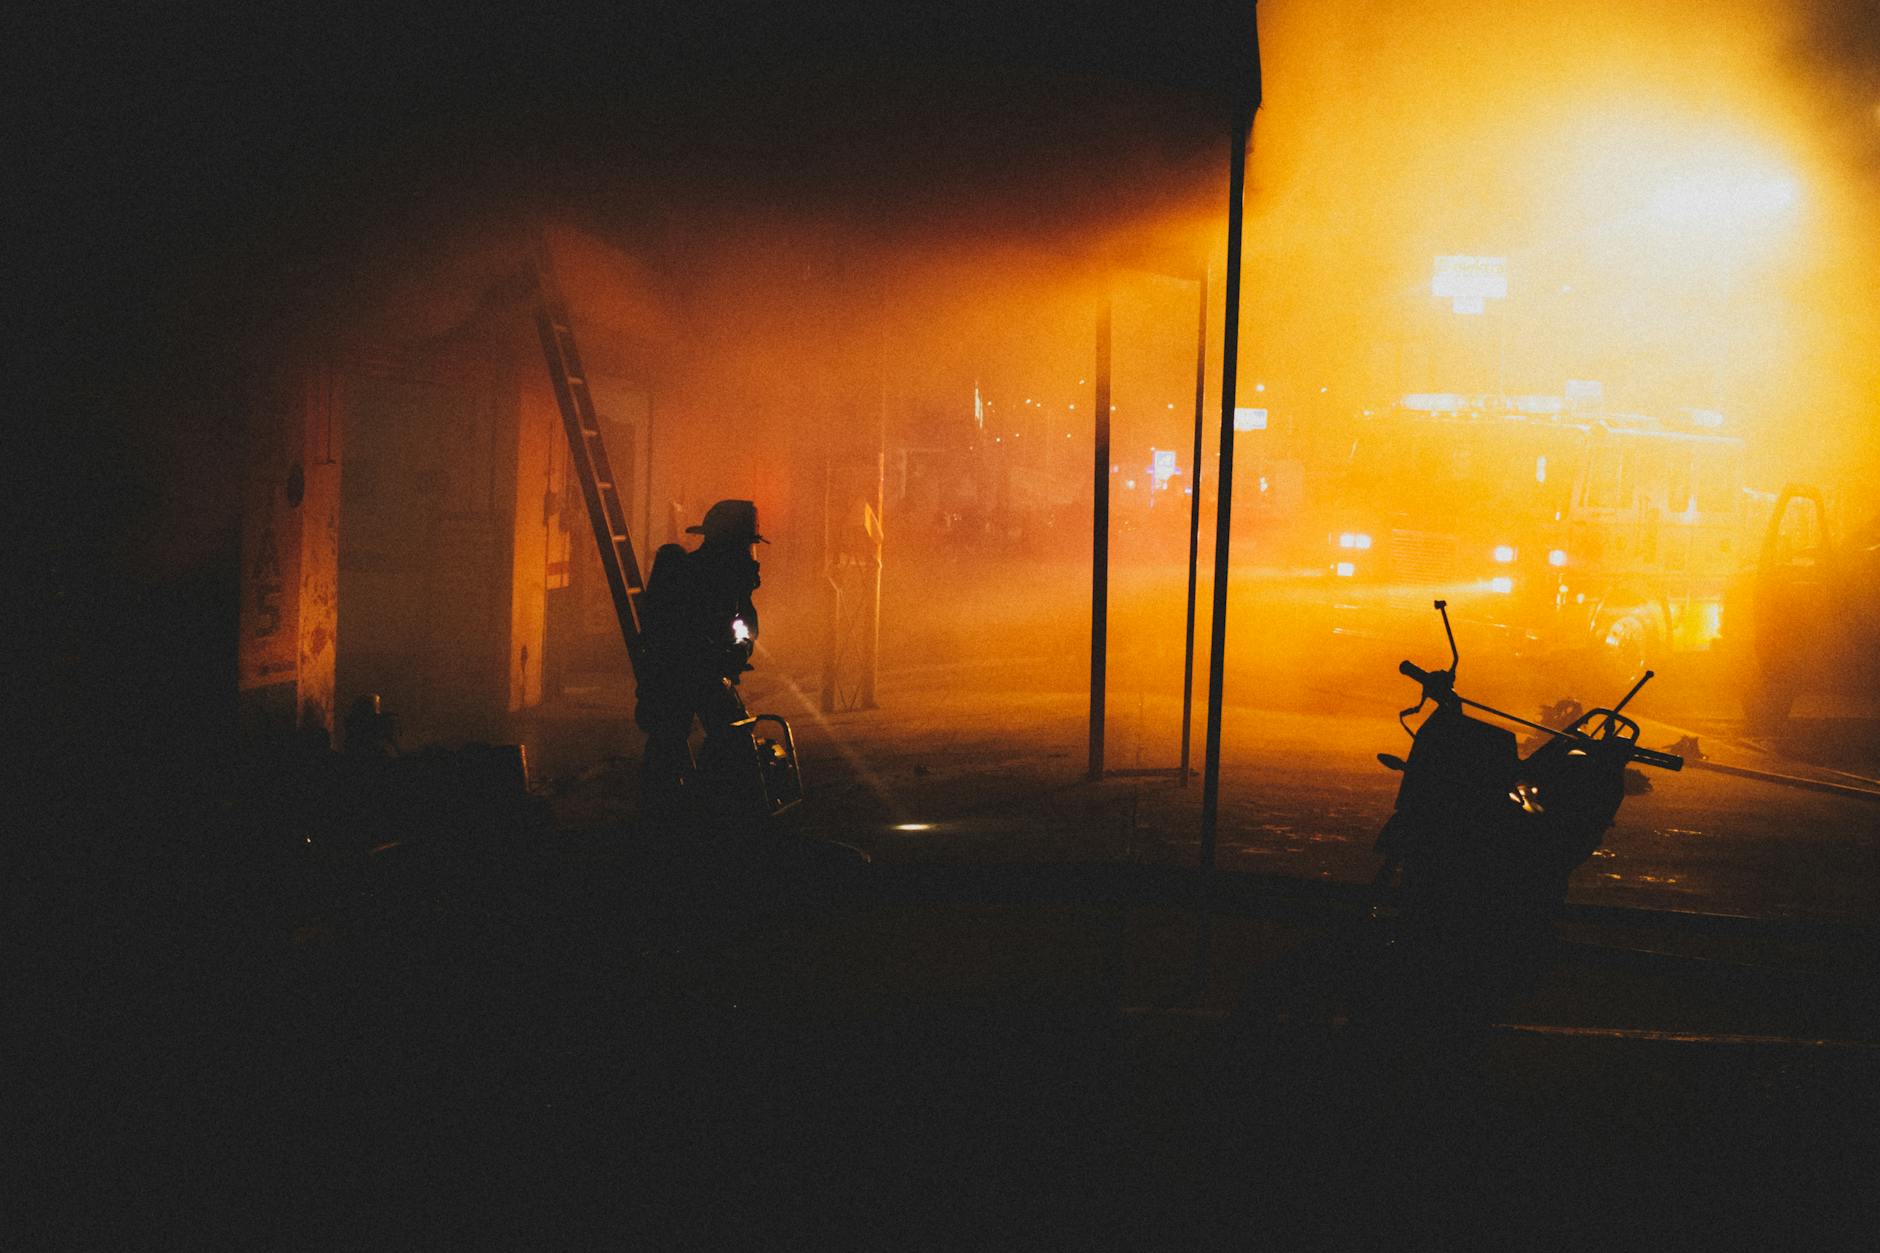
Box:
xmin=1593 ymin=606 xmax=1658 ymax=698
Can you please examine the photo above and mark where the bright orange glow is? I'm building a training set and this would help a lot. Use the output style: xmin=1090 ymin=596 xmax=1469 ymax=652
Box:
xmin=308 ymin=0 xmax=1880 ymax=768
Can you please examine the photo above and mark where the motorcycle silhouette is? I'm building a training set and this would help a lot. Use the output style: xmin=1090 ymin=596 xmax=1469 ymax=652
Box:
xmin=1377 ymin=598 xmax=1680 ymax=922
xmin=1243 ymin=600 xmax=1684 ymax=1034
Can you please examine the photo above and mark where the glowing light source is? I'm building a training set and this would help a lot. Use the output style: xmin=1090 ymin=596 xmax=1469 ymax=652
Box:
xmin=1649 ymin=171 xmax=1798 ymax=228
xmin=1493 ymin=545 xmax=1517 ymax=563
xmin=1401 ymin=393 xmax=1468 ymax=412
xmin=1150 ymin=449 xmax=1178 ymax=489
xmin=1234 ymin=407 xmax=1267 ymax=431
xmin=1489 ymin=576 xmax=1515 ymax=594
xmin=891 ymin=823 xmax=935 ymax=832
xmin=731 ymin=617 xmax=752 ymax=644
xmin=1335 ymin=562 xmax=1356 ymax=577
xmin=1548 ymin=549 xmax=1568 ymax=567
xmin=1432 ymin=254 xmax=1508 ymax=315
xmin=1338 ymin=532 xmax=1373 ymax=550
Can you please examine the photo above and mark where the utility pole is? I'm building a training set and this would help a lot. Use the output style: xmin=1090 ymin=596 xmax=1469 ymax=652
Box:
xmin=1179 ymin=269 xmax=1208 ymax=783
xmin=1088 ymin=291 xmax=1113 ymax=780
xmin=1195 ymin=4 xmax=1263 ymax=993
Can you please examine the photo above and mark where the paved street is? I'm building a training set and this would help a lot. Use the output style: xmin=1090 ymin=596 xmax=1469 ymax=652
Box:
xmin=533 ymin=631 xmax=1880 ymax=928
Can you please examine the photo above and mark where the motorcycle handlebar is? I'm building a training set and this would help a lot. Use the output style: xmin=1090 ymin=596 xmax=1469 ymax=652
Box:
xmin=1629 ymin=745 xmax=1685 ymax=772
xmin=1397 ymin=657 xmax=1683 ymax=772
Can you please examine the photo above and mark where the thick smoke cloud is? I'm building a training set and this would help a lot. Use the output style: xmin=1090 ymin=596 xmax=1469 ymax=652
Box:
xmin=28 ymin=1 xmax=1877 ymax=592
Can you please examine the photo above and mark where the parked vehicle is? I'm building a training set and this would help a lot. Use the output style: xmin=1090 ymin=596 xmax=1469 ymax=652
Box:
xmin=1240 ymin=600 xmax=1685 ymax=1032
xmin=1372 ymin=601 xmax=1682 ymax=965
xmin=1322 ymin=395 xmax=1748 ymax=687
xmin=1734 ymin=484 xmax=1880 ymax=729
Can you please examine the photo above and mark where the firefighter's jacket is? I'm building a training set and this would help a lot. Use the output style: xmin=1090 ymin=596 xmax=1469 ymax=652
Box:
xmin=639 ymin=540 xmax=761 ymax=697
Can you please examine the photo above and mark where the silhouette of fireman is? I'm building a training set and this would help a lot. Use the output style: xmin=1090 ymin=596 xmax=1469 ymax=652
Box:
xmin=635 ymin=499 xmax=767 ymax=808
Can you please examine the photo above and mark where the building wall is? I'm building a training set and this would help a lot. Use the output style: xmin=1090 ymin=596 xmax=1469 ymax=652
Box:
xmin=238 ymin=365 xmax=342 ymax=744
xmin=508 ymin=363 xmax=557 ymax=712
xmin=238 ymin=227 xmax=895 ymax=754
xmin=334 ymin=349 xmax=515 ymax=747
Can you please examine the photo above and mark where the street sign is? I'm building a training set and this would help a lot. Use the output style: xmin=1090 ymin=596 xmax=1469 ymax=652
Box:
xmin=1433 ymin=254 xmax=1508 ymax=315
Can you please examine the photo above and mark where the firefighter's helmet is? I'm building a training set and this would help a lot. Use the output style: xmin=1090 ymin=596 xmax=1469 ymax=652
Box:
xmin=686 ymin=499 xmax=768 ymax=544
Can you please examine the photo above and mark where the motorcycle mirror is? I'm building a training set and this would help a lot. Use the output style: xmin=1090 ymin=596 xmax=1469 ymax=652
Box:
xmin=1434 ymin=600 xmax=1460 ymax=674
xmin=1611 ymin=669 xmax=1653 ymax=716
xmin=1377 ymin=753 xmax=1407 ymax=772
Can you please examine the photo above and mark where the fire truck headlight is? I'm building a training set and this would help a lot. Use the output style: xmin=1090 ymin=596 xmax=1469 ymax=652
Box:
xmin=1335 ymin=562 xmax=1356 ymax=577
xmin=1338 ymin=532 xmax=1372 ymax=550
xmin=1489 ymin=576 xmax=1514 ymax=594
xmin=1493 ymin=545 xmax=1517 ymax=564
xmin=1548 ymin=549 xmax=1568 ymax=567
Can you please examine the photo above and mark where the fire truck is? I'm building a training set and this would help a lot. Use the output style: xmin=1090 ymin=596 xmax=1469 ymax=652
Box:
xmin=1321 ymin=394 xmax=1749 ymax=683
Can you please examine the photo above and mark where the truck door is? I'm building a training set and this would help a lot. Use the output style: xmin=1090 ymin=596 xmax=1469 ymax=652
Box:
xmin=1754 ymin=486 xmax=1833 ymax=690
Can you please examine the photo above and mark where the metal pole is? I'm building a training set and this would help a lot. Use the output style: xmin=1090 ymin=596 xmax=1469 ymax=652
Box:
xmin=866 ymin=288 xmax=888 ymax=710
xmin=821 ymin=458 xmax=838 ymax=713
xmin=1193 ymin=7 xmax=1262 ymax=997
xmin=1088 ymin=291 xmax=1113 ymax=780
xmin=1179 ymin=270 xmax=1208 ymax=784
xmin=1199 ymin=123 xmax=1253 ymax=876
xmin=643 ymin=391 xmax=655 ymax=557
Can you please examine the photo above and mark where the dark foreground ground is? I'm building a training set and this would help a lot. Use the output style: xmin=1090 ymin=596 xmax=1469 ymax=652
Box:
xmin=25 ymin=606 xmax=1880 ymax=1249
xmin=27 ymin=755 xmax=1880 ymax=1251
xmin=29 ymin=833 xmax=1880 ymax=1251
